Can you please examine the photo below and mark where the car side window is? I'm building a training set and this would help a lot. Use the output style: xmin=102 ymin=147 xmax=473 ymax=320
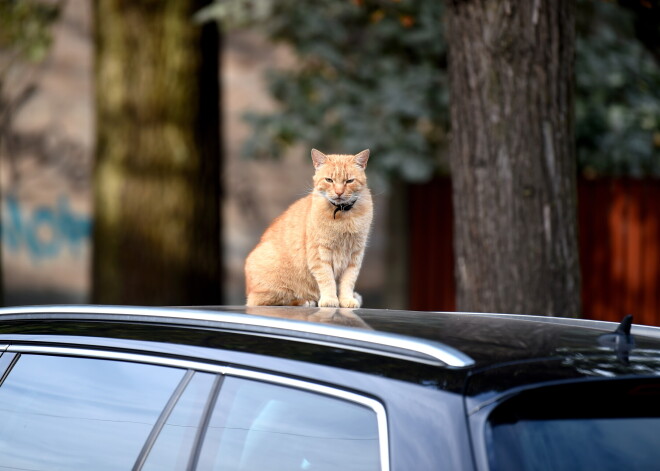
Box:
xmin=0 ymin=354 xmax=186 ymax=471
xmin=195 ymin=376 xmax=382 ymax=471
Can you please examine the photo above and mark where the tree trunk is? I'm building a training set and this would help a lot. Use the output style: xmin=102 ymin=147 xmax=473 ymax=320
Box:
xmin=446 ymin=0 xmax=581 ymax=316
xmin=93 ymin=0 xmax=222 ymax=305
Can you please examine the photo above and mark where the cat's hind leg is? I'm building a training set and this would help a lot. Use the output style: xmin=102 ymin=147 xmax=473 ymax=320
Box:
xmin=247 ymin=291 xmax=316 ymax=307
xmin=246 ymin=292 xmax=272 ymax=306
xmin=246 ymin=291 xmax=292 ymax=306
xmin=288 ymin=298 xmax=317 ymax=307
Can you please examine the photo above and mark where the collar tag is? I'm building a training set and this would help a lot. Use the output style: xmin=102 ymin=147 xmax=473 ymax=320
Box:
xmin=331 ymin=201 xmax=355 ymax=219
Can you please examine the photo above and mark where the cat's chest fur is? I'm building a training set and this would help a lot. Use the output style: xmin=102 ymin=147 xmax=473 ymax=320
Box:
xmin=308 ymin=195 xmax=372 ymax=235
xmin=308 ymin=193 xmax=372 ymax=278
xmin=308 ymin=193 xmax=372 ymax=243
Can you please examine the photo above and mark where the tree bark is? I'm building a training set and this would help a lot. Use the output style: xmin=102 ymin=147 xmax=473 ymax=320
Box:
xmin=446 ymin=0 xmax=581 ymax=316
xmin=93 ymin=0 xmax=222 ymax=305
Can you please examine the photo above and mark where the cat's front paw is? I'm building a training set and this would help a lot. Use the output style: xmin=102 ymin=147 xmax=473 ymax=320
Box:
xmin=318 ymin=296 xmax=340 ymax=307
xmin=339 ymin=297 xmax=361 ymax=308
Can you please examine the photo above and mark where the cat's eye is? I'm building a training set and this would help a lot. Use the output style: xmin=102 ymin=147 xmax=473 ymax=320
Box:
xmin=346 ymin=179 xmax=355 ymax=184
xmin=325 ymin=178 xmax=333 ymax=183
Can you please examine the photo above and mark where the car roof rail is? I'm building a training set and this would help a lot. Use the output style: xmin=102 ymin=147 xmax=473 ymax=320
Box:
xmin=0 ymin=305 xmax=475 ymax=369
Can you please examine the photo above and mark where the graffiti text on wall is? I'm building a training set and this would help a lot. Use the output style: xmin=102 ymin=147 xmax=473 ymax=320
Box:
xmin=2 ymin=196 xmax=92 ymax=261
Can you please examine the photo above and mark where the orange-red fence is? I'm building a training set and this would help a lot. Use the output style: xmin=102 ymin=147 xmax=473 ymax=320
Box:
xmin=408 ymin=178 xmax=660 ymax=326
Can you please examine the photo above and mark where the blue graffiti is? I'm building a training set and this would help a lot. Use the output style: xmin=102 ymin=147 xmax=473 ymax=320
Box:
xmin=2 ymin=195 xmax=92 ymax=261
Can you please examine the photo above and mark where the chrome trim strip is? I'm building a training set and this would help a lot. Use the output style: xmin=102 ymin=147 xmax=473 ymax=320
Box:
xmin=7 ymin=345 xmax=223 ymax=372
xmin=0 ymin=305 xmax=474 ymax=368
xmin=5 ymin=344 xmax=390 ymax=471
xmin=187 ymin=374 xmax=224 ymax=471
xmin=0 ymin=352 xmax=19 ymax=388
xmin=133 ymin=369 xmax=195 ymax=471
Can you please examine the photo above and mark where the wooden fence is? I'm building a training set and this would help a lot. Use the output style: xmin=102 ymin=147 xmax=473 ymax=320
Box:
xmin=408 ymin=178 xmax=660 ymax=326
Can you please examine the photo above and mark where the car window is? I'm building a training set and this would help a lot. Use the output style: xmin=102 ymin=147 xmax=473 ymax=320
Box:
xmin=196 ymin=376 xmax=382 ymax=471
xmin=486 ymin=379 xmax=660 ymax=471
xmin=0 ymin=354 xmax=185 ymax=471
xmin=489 ymin=416 xmax=660 ymax=471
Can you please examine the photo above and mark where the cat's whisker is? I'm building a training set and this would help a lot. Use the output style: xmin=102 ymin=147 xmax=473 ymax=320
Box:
xmin=296 ymin=188 xmax=314 ymax=197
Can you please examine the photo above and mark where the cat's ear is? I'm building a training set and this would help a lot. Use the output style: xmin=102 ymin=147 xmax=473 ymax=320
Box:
xmin=311 ymin=149 xmax=327 ymax=169
xmin=355 ymin=149 xmax=370 ymax=169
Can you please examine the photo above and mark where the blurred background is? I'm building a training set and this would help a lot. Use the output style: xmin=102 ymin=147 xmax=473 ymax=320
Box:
xmin=1 ymin=0 xmax=659 ymax=323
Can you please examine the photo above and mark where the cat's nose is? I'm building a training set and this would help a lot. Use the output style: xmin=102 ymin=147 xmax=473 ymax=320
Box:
xmin=335 ymin=186 xmax=345 ymax=196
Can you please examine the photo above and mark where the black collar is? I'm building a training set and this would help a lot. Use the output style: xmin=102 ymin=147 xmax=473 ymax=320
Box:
xmin=330 ymin=200 xmax=355 ymax=219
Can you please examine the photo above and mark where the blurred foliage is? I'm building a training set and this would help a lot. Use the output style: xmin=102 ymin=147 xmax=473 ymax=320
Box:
xmin=198 ymin=0 xmax=448 ymax=183
xmin=201 ymin=0 xmax=660 ymax=180
xmin=0 ymin=0 xmax=61 ymax=160
xmin=0 ymin=0 xmax=60 ymax=64
xmin=577 ymin=0 xmax=660 ymax=177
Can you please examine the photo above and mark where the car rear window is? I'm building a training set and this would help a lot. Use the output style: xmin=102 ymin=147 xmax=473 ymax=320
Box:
xmin=486 ymin=379 xmax=660 ymax=471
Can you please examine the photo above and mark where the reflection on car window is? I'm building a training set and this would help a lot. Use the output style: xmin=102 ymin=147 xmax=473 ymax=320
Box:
xmin=197 ymin=376 xmax=381 ymax=471
xmin=142 ymin=372 xmax=216 ymax=471
xmin=487 ymin=380 xmax=660 ymax=471
xmin=489 ymin=417 xmax=660 ymax=471
xmin=0 ymin=354 xmax=184 ymax=471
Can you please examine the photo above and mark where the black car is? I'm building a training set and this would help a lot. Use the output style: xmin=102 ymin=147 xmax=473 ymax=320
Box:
xmin=0 ymin=305 xmax=659 ymax=471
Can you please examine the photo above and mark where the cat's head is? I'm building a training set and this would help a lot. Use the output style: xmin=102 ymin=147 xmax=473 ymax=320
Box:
xmin=311 ymin=149 xmax=369 ymax=205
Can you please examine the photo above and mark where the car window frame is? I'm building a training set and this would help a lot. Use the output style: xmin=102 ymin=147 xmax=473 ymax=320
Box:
xmin=1 ymin=344 xmax=390 ymax=471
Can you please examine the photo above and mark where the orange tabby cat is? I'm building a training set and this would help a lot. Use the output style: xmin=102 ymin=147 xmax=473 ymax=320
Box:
xmin=245 ymin=149 xmax=373 ymax=308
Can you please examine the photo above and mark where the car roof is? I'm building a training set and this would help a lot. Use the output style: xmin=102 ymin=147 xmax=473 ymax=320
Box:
xmin=2 ymin=304 xmax=660 ymax=370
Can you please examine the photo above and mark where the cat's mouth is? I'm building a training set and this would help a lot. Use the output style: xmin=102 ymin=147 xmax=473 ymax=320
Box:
xmin=331 ymin=195 xmax=356 ymax=205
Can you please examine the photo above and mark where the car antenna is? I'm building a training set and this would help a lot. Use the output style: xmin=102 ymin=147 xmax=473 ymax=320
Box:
xmin=598 ymin=314 xmax=635 ymax=365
